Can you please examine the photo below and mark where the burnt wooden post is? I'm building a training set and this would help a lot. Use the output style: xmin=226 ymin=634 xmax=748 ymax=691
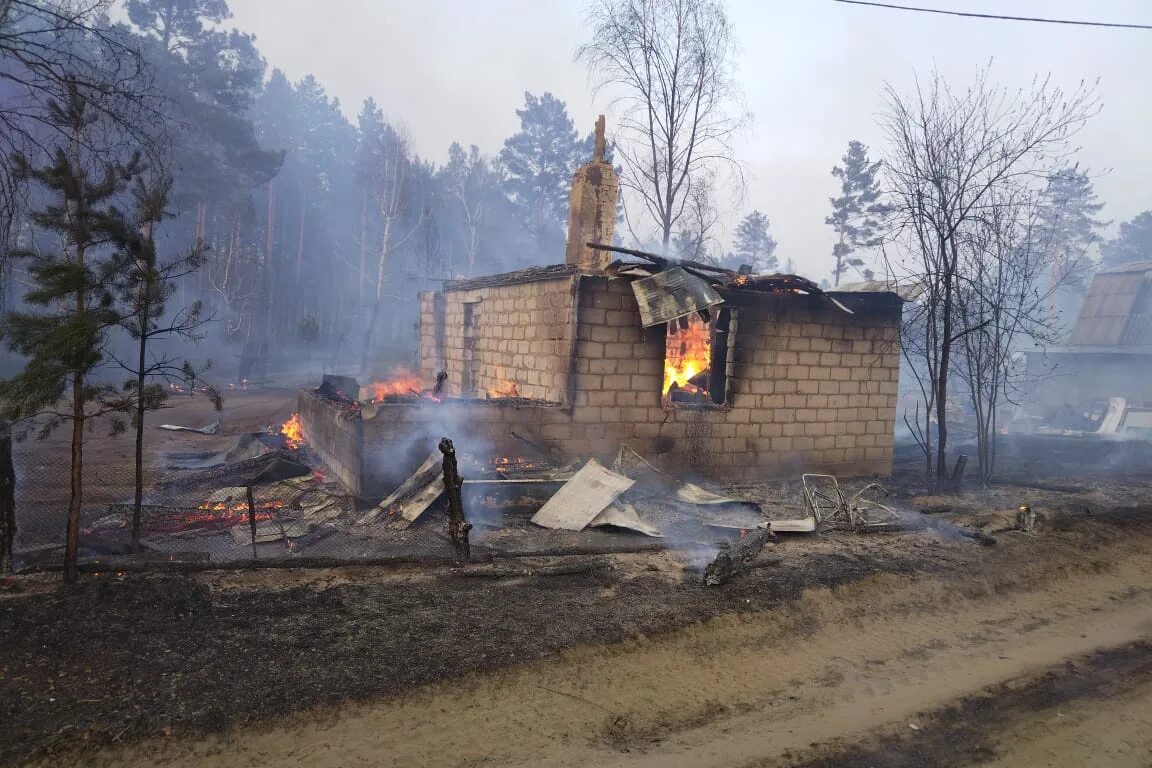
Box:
xmin=439 ymin=437 xmax=471 ymax=563
xmin=950 ymin=454 xmax=968 ymax=494
xmin=0 ymin=424 xmax=14 ymax=574
xmin=245 ymin=486 xmax=259 ymax=559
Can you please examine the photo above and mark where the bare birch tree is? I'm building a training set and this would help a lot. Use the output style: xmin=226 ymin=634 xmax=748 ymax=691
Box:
xmin=952 ymin=189 xmax=1071 ymax=485
xmin=577 ymin=0 xmax=746 ymax=247
xmin=359 ymin=116 xmax=419 ymax=372
xmin=880 ymin=68 xmax=1099 ymax=491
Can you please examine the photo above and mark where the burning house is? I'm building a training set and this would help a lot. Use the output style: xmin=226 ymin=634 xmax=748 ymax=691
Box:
xmin=299 ymin=118 xmax=905 ymax=496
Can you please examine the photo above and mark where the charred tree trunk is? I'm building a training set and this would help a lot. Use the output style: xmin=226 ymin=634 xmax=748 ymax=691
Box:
xmin=0 ymin=423 xmax=15 ymax=574
xmin=131 ymin=320 xmax=147 ymax=552
xmin=439 ymin=437 xmax=470 ymax=563
xmin=64 ymin=233 xmax=88 ymax=584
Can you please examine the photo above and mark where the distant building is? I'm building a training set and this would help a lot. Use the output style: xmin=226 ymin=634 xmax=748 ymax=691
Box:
xmin=1028 ymin=261 xmax=1152 ymax=412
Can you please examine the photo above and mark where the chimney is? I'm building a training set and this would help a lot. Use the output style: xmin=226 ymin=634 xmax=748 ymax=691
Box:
xmin=565 ymin=115 xmax=618 ymax=273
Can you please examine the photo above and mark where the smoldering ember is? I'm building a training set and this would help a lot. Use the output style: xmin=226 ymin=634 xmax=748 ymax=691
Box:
xmin=3 ymin=3 xmax=1152 ymax=767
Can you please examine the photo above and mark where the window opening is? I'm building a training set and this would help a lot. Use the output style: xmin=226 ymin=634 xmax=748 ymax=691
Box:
xmin=461 ymin=302 xmax=480 ymax=397
xmin=663 ymin=306 xmax=734 ymax=407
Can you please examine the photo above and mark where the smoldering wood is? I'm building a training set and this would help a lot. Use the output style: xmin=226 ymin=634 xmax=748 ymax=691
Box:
xmin=702 ymin=527 xmax=776 ymax=586
xmin=439 ymin=437 xmax=471 ymax=563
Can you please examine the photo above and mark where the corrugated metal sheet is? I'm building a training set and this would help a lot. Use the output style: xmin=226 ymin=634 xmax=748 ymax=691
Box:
xmin=1068 ymin=269 xmax=1152 ymax=347
xmin=630 ymin=266 xmax=724 ymax=327
xmin=1099 ymin=260 xmax=1152 ymax=275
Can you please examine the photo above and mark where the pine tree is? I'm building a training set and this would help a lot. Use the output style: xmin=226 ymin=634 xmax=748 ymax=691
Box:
xmin=730 ymin=211 xmax=778 ymax=272
xmin=499 ymin=92 xmax=593 ymax=244
xmin=1033 ymin=166 xmax=1108 ymax=286
xmin=826 ymin=140 xmax=887 ymax=286
xmin=110 ymin=174 xmax=216 ymax=551
xmin=1100 ymin=211 xmax=1152 ymax=267
xmin=0 ymin=87 xmax=138 ymax=582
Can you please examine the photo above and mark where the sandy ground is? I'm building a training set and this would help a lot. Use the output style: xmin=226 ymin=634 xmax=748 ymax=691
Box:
xmin=45 ymin=518 xmax=1152 ymax=768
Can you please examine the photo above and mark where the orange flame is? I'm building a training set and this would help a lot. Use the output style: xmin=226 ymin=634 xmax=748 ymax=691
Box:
xmin=370 ymin=368 xmax=425 ymax=401
xmin=663 ymin=315 xmax=712 ymax=396
xmin=487 ymin=380 xmax=519 ymax=399
xmin=280 ymin=413 xmax=303 ymax=449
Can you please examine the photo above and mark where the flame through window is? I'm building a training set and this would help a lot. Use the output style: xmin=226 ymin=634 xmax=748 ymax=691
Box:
xmin=663 ymin=307 xmax=732 ymax=407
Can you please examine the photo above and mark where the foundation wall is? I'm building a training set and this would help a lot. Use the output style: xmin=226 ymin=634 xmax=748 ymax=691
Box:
xmin=298 ymin=391 xmax=363 ymax=493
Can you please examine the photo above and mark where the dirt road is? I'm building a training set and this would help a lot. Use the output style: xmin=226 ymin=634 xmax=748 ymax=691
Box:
xmin=69 ymin=524 xmax=1152 ymax=768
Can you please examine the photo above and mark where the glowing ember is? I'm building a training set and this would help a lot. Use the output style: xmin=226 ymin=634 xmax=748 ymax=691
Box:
xmin=487 ymin=380 xmax=519 ymax=398
xmin=664 ymin=315 xmax=712 ymax=396
xmin=370 ymin=368 xmax=425 ymax=401
xmin=279 ymin=413 xmax=303 ymax=449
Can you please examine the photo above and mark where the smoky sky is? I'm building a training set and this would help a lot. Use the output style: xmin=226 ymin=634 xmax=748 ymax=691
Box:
xmin=227 ymin=0 xmax=1152 ymax=277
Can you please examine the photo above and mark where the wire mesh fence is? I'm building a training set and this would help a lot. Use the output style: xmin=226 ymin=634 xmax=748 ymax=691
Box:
xmin=7 ymin=434 xmax=457 ymax=572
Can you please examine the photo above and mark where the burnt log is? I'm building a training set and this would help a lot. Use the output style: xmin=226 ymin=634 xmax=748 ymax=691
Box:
xmin=702 ymin=527 xmax=776 ymax=586
xmin=439 ymin=437 xmax=472 ymax=563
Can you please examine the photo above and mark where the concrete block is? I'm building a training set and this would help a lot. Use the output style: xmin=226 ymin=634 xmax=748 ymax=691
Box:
xmin=587 ymin=390 xmax=616 ymax=407
xmin=581 ymin=307 xmax=607 ymax=326
xmin=590 ymin=358 xmax=618 ymax=375
xmin=809 ymin=337 xmax=832 ymax=352
xmin=798 ymin=352 xmax=821 ymax=367
xmin=771 ymin=436 xmax=794 ymax=452
xmin=573 ymin=406 xmax=603 ymax=423
xmin=590 ymin=325 xmax=618 ymax=343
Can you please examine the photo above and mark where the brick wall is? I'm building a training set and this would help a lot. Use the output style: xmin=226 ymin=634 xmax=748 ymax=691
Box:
xmin=320 ymin=271 xmax=903 ymax=494
xmin=298 ymin=391 xmax=363 ymax=493
xmin=423 ymin=276 xmax=577 ymax=402
xmin=562 ymin=278 xmax=901 ymax=476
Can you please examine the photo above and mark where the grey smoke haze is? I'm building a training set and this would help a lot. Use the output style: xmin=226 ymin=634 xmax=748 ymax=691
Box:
xmin=229 ymin=0 xmax=1151 ymax=278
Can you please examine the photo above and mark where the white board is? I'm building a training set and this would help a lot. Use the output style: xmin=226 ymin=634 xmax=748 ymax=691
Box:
xmin=590 ymin=502 xmax=663 ymax=537
xmin=530 ymin=459 xmax=635 ymax=531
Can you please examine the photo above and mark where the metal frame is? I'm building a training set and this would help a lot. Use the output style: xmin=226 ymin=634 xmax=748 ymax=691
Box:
xmin=801 ymin=474 xmax=902 ymax=531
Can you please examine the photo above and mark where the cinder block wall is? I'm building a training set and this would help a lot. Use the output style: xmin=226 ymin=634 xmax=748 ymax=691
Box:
xmin=420 ymin=275 xmax=577 ymax=402
xmin=338 ymin=271 xmax=903 ymax=493
xmin=567 ymin=278 xmax=901 ymax=476
xmin=298 ymin=391 xmax=363 ymax=493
